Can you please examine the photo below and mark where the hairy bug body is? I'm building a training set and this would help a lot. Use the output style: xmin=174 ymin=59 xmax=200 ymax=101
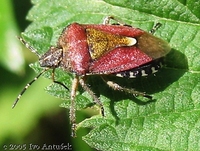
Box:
xmin=13 ymin=16 xmax=170 ymax=137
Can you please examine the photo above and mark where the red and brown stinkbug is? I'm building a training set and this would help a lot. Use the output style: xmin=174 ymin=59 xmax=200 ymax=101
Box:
xmin=13 ymin=16 xmax=171 ymax=137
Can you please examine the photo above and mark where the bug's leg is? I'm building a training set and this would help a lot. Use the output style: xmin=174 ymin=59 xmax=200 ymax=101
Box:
xmin=79 ymin=77 xmax=105 ymax=117
xmin=51 ymin=69 xmax=77 ymax=136
xmin=103 ymin=16 xmax=125 ymax=26
xmin=69 ymin=75 xmax=79 ymax=137
xmin=51 ymin=68 xmax=69 ymax=90
xmin=149 ymin=23 xmax=162 ymax=35
xmin=102 ymin=77 xmax=152 ymax=99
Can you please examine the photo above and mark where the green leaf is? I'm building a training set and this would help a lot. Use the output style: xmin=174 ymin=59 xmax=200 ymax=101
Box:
xmin=22 ymin=0 xmax=200 ymax=150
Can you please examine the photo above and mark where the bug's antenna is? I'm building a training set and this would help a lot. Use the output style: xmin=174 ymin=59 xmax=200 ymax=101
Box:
xmin=12 ymin=68 xmax=49 ymax=108
xmin=17 ymin=36 xmax=41 ymax=58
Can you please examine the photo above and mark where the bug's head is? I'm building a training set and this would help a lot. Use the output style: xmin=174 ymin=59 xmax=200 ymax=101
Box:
xmin=39 ymin=46 xmax=63 ymax=68
xmin=18 ymin=37 xmax=63 ymax=68
xmin=12 ymin=38 xmax=65 ymax=109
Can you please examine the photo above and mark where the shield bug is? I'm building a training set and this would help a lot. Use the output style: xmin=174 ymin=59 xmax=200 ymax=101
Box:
xmin=13 ymin=16 xmax=171 ymax=137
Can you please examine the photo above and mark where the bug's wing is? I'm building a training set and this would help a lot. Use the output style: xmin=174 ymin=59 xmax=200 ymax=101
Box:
xmin=89 ymin=46 xmax=152 ymax=74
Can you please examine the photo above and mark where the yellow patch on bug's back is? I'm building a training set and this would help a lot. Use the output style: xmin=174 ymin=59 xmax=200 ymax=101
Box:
xmin=86 ymin=28 xmax=137 ymax=60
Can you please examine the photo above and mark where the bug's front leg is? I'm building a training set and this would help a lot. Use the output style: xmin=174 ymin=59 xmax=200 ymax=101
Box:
xmin=103 ymin=16 xmax=125 ymax=26
xmin=103 ymin=16 xmax=162 ymax=35
xmin=70 ymin=75 xmax=79 ymax=137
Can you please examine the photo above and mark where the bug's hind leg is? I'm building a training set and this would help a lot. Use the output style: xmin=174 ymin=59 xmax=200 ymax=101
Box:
xmin=102 ymin=77 xmax=152 ymax=99
xmin=149 ymin=23 xmax=162 ymax=34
